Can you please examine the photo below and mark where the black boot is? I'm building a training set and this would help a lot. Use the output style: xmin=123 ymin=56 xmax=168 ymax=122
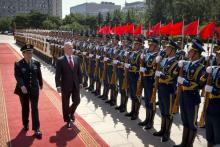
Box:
xmin=173 ymin=127 xmax=189 ymax=147
xmin=125 ymin=100 xmax=135 ymax=117
xmin=131 ymin=99 xmax=140 ymax=120
xmin=138 ymin=109 xmax=149 ymax=126
xmin=144 ymin=109 xmax=156 ymax=130
xmin=186 ymin=130 xmax=196 ymax=147
xmin=161 ymin=116 xmax=173 ymax=142
xmin=153 ymin=116 xmax=166 ymax=136
xmin=120 ymin=96 xmax=128 ymax=113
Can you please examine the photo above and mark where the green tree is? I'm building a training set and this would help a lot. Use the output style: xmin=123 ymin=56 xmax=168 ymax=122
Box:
xmin=0 ymin=16 xmax=13 ymax=32
xmin=97 ymin=12 xmax=104 ymax=26
xmin=42 ymin=19 xmax=57 ymax=30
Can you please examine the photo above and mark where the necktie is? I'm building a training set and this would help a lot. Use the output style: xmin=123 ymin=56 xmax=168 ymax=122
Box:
xmin=69 ymin=56 xmax=74 ymax=70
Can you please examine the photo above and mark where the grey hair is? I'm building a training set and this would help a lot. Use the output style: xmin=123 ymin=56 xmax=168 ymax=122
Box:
xmin=64 ymin=41 xmax=73 ymax=47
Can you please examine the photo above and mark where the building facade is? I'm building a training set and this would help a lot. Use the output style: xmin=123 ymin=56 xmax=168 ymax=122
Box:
xmin=70 ymin=2 xmax=121 ymax=16
xmin=0 ymin=0 xmax=62 ymax=18
xmin=122 ymin=1 xmax=147 ymax=12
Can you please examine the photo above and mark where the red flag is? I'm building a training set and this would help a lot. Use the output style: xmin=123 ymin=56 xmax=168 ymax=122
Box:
xmin=116 ymin=25 xmax=124 ymax=36
xmin=103 ymin=25 xmax=111 ymax=34
xmin=125 ymin=23 xmax=134 ymax=34
xmin=184 ymin=19 xmax=199 ymax=36
xmin=111 ymin=26 xmax=117 ymax=34
xmin=160 ymin=22 xmax=173 ymax=36
xmin=97 ymin=26 xmax=101 ymax=34
xmin=133 ymin=24 xmax=142 ymax=36
xmin=152 ymin=22 xmax=161 ymax=36
xmin=171 ymin=21 xmax=183 ymax=36
xmin=199 ymin=20 xmax=216 ymax=40
xmin=146 ymin=22 xmax=151 ymax=38
xmin=217 ymin=26 xmax=220 ymax=40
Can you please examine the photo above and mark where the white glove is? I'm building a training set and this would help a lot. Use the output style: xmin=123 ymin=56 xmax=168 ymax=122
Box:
xmin=104 ymin=47 xmax=107 ymax=52
xmin=156 ymin=56 xmax=162 ymax=63
xmin=104 ymin=57 xmax=109 ymax=61
xmin=177 ymin=76 xmax=185 ymax=84
xmin=205 ymin=56 xmax=209 ymax=61
xmin=96 ymin=45 xmax=99 ymax=50
xmin=155 ymin=70 xmax=161 ymax=77
xmin=178 ymin=60 xmax=185 ymax=67
xmin=96 ymin=55 xmax=100 ymax=59
xmin=113 ymin=60 xmax=118 ymax=64
xmin=124 ymin=63 xmax=130 ymax=68
xmin=76 ymin=50 xmax=80 ymax=53
xmin=73 ymin=49 xmax=76 ymax=52
xmin=124 ymin=51 xmax=129 ymax=56
xmin=21 ymin=86 xmax=28 ymax=94
xmin=89 ymin=54 xmax=93 ymax=57
xmin=205 ymin=85 xmax=213 ymax=93
xmin=140 ymin=67 xmax=146 ymax=72
xmin=206 ymin=66 xmax=213 ymax=74
xmin=140 ymin=53 xmax=144 ymax=59
xmin=83 ymin=52 xmax=87 ymax=55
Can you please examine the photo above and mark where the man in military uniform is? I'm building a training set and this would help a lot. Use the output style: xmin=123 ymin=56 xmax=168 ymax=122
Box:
xmin=138 ymin=38 xmax=159 ymax=129
xmin=174 ymin=39 xmax=205 ymax=147
xmin=154 ymin=40 xmax=179 ymax=142
xmin=125 ymin=36 xmax=142 ymax=120
xmin=14 ymin=44 xmax=43 ymax=139
xmin=202 ymin=49 xmax=220 ymax=147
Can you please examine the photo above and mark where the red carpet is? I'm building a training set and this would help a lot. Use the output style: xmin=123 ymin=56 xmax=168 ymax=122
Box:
xmin=0 ymin=43 xmax=109 ymax=147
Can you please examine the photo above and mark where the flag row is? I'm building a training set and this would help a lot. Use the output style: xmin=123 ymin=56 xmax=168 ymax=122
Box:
xmin=97 ymin=20 xmax=220 ymax=40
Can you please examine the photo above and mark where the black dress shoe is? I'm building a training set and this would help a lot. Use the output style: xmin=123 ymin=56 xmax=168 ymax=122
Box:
xmin=23 ymin=125 xmax=29 ymax=131
xmin=98 ymin=95 xmax=103 ymax=98
xmin=67 ymin=121 xmax=74 ymax=128
xmin=110 ymin=101 xmax=116 ymax=106
xmin=105 ymin=100 xmax=112 ymax=103
xmin=34 ymin=130 xmax=42 ymax=139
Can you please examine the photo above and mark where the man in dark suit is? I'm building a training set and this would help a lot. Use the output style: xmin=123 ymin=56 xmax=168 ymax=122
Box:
xmin=55 ymin=41 xmax=82 ymax=128
xmin=14 ymin=44 xmax=43 ymax=139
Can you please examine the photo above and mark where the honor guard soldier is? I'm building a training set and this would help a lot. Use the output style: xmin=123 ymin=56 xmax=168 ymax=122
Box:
xmin=99 ymin=36 xmax=112 ymax=101
xmin=125 ymin=36 xmax=142 ymax=120
xmin=174 ymin=39 xmax=205 ymax=147
xmin=108 ymin=35 xmax=121 ymax=106
xmin=209 ymin=40 xmax=220 ymax=66
xmin=104 ymin=37 xmax=115 ymax=105
xmin=138 ymin=38 xmax=159 ymax=129
xmin=14 ymin=44 xmax=43 ymax=139
xmin=93 ymin=41 xmax=104 ymax=96
xmin=154 ymin=40 xmax=179 ymax=142
xmin=201 ymin=49 xmax=220 ymax=147
xmin=115 ymin=36 xmax=132 ymax=112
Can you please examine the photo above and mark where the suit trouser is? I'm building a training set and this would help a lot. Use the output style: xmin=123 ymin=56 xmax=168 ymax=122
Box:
xmin=61 ymin=87 xmax=80 ymax=122
xmin=19 ymin=89 xmax=40 ymax=130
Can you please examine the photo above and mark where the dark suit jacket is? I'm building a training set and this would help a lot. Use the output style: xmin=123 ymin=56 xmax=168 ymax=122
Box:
xmin=55 ymin=55 xmax=82 ymax=93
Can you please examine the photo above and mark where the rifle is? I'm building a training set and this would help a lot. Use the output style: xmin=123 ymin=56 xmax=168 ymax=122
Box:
xmin=101 ymin=47 xmax=108 ymax=81
xmin=136 ymin=53 xmax=144 ymax=97
xmin=150 ymin=56 xmax=161 ymax=110
xmin=172 ymin=61 xmax=184 ymax=113
xmin=110 ymin=49 xmax=118 ymax=85
xmin=122 ymin=51 xmax=130 ymax=93
xmin=199 ymin=69 xmax=212 ymax=128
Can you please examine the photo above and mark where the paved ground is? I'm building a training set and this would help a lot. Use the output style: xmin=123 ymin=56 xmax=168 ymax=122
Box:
xmin=0 ymin=35 xmax=207 ymax=147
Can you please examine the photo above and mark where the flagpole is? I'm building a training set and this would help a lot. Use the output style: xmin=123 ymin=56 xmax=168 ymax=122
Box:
xmin=181 ymin=16 xmax=185 ymax=50
xmin=197 ymin=18 xmax=200 ymax=37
